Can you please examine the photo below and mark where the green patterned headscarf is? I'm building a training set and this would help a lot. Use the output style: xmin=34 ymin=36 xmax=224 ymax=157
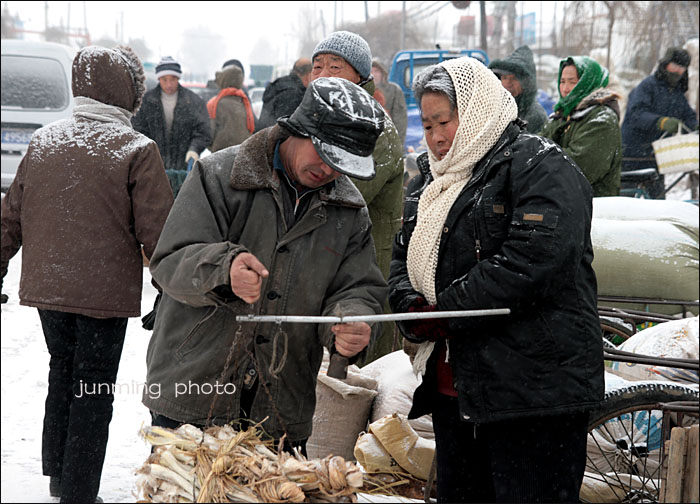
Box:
xmin=554 ymin=56 xmax=609 ymax=118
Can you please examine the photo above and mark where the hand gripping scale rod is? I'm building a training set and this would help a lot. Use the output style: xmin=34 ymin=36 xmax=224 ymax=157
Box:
xmin=235 ymin=308 xmax=510 ymax=379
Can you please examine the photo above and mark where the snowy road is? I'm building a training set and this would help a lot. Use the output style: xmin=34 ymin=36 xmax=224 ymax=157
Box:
xmin=1 ymin=254 xmax=157 ymax=503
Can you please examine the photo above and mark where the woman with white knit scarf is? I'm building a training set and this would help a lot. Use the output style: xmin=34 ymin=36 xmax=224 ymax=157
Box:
xmin=388 ymin=57 xmax=603 ymax=502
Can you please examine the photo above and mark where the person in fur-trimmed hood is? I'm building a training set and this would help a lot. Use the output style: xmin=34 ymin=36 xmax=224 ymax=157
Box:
xmin=488 ymin=45 xmax=548 ymax=133
xmin=540 ymin=55 xmax=622 ymax=197
xmin=0 ymin=45 xmax=173 ymax=502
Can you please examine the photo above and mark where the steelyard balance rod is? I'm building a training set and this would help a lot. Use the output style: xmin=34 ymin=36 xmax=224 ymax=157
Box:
xmin=235 ymin=308 xmax=511 ymax=325
xmin=235 ymin=308 xmax=511 ymax=379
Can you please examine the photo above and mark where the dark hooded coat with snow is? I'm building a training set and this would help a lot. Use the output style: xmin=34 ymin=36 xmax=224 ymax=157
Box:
xmin=620 ymin=57 xmax=698 ymax=171
xmin=488 ymin=46 xmax=548 ymax=134
xmin=256 ymin=72 xmax=307 ymax=131
xmin=0 ymin=46 xmax=174 ymax=318
xmin=142 ymin=125 xmax=387 ymax=441
xmin=389 ymin=123 xmax=604 ymax=424
xmin=131 ymin=80 xmax=211 ymax=193
xmin=208 ymin=65 xmax=252 ymax=152
xmin=540 ymin=86 xmax=622 ymax=197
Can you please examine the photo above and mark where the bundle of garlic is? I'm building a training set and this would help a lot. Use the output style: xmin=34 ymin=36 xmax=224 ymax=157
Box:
xmin=135 ymin=422 xmax=364 ymax=503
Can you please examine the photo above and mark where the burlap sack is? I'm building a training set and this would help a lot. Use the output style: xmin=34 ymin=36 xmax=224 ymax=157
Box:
xmin=306 ymin=357 xmax=378 ymax=461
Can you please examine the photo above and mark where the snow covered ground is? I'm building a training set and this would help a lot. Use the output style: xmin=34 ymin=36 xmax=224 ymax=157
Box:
xmin=1 ymin=254 xmax=156 ymax=503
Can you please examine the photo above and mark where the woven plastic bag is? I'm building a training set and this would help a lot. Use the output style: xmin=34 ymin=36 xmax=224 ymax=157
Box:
xmin=652 ymin=124 xmax=699 ymax=174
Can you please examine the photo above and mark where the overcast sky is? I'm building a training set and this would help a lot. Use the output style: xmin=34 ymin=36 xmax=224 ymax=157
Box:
xmin=4 ymin=1 xmax=562 ymax=79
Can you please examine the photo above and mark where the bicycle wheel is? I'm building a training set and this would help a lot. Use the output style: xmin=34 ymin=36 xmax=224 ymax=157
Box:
xmin=581 ymin=381 xmax=699 ymax=503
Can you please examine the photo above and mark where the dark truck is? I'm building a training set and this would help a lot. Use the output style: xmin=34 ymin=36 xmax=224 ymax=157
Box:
xmin=388 ymin=49 xmax=489 ymax=154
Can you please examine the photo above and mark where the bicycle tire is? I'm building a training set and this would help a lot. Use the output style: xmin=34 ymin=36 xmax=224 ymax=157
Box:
xmin=587 ymin=381 xmax=699 ymax=427
xmin=582 ymin=381 xmax=699 ymax=503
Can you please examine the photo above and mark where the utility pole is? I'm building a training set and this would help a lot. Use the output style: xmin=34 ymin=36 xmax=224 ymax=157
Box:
xmin=333 ymin=1 xmax=337 ymax=31
xmin=538 ymin=0 xmax=542 ymax=66
xmin=401 ymin=0 xmax=406 ymax=50
xmin=480 ymin=0 xmax=487 ymax=52
xmin=364 ymin=0 xmax=369 ymax=23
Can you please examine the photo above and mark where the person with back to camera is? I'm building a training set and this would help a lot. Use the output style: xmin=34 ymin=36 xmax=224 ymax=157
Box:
xmin=1 ymin=45 xmax=173 ymax=502
xmin=388 ymin=56 xmax=604 ymax=503
xmin=207 ymin=60 xmax=256 ymax=152
xmin=256 ymin=58 xmax=313 ymax=131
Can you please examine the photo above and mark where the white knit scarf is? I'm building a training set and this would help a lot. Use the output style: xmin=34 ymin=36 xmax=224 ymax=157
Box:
xmin=407 ymin=57 xmax=518 ymax=376
xmin=72 ymin=96 xmax=133 ymax=127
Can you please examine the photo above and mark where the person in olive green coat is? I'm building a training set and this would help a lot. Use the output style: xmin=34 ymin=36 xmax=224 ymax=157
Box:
xmin=540 ymin=56 xmax=622 ymax=197
xmin=311 ymin=31 xmax=405 ymax=364
xmin=488 ymin=45 xmax=548 ymax=133
xmin=143 ymin=78 xmax=387 ymax=450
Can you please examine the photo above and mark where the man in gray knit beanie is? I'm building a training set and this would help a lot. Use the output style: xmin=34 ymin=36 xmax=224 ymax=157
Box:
xmin=312 ymin=30 xmax=372 ymax=81
xmin=311 ymin=31 xmax=405 ymax=366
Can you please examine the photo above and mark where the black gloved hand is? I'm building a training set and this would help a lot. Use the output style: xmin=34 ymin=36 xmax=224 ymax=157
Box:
xmin=1 ymin=293 xmax=8 ymax=304
xmin=399 ymin=297 xmax=449 ymax=343
xmin=141 ymin=292 xmax=162 ymax=330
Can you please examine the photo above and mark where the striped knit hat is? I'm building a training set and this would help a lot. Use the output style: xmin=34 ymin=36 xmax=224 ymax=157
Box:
xmin=155 ymin=56 xmax=182 ymax=79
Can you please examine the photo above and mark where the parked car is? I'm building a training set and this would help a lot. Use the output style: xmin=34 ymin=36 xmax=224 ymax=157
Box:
xmin=248 ymin=86 xmax=265 ymax=119
xmin=1 ymin=40 xmax=76 ymax=192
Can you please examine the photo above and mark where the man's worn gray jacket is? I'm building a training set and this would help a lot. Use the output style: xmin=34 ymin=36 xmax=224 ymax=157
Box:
xmin=143 ymin=126 xmax=387 ymax=441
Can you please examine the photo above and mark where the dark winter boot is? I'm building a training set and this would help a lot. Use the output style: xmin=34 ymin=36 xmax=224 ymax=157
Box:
xmin=49 ymin=476 xmax=61 ymax=497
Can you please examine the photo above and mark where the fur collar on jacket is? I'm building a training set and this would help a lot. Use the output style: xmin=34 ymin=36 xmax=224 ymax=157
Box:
xmin=570 ymin=86 xmax=622 ymax=120
xmin=229 ymin=125 xmax=367 ymax=208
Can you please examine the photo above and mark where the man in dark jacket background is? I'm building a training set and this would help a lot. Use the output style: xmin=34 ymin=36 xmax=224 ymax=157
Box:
xmin=1 ymin=45 xmax=173 ymax=502
xmin=488 ymin=45 xmax=548 ymax=134
xmin=256 ymin=58 xmax=312 ymax=131
xmin=132 ymin=56 xmax=212 ymax=197
xmin=621 ymin=47 xmax=698 ymax=172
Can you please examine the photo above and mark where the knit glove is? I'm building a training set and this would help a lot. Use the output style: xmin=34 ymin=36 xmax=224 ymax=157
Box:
xmin=1 ymin=293 xmax=7 ymax=304
xmin=399 ymin=297 xmax=449 ymax=343
xmin=657 ymin=117 xmax=683 ymax=134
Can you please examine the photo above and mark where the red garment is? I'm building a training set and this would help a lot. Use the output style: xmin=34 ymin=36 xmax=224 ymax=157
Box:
xmin=436 ymin=340 xmax=458 ymax=397
xmin=207 ymin=88 xmax=255 ymax=134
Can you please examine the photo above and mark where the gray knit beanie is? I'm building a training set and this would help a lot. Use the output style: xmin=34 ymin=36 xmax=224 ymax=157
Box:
xmin=312 ymin=31 xmax=372 ymax=79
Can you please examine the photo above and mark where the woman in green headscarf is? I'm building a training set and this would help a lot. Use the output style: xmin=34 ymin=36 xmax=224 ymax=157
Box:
xmin=540 ymin=56 xmax=622 ymax=197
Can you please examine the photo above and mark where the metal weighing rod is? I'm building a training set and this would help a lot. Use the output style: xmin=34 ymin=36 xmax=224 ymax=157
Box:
xmin=236 ymin=308 xmax=511 ymax=379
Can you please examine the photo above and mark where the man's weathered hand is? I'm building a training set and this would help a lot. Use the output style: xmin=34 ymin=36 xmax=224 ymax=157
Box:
xmin=332 ymin=321 xmax=371 ymax=357
xmin=230 ymin=252 xmax=269 ymax=304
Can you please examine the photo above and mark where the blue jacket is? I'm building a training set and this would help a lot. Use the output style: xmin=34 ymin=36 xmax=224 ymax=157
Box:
xmin=621 ymin=74 xmax=697 ymax=170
